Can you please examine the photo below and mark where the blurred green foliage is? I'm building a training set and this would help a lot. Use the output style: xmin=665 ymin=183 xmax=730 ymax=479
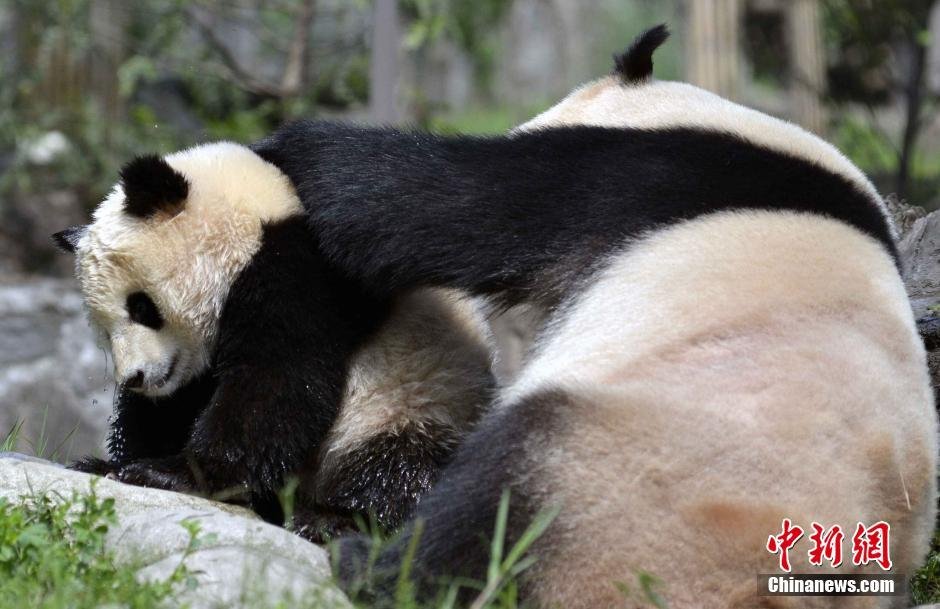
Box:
xmin=822 ymin=0 xmax=940 ymax=204
xmin=822 ymin=0 xmax=935 ymax=104
xmin=0 ymin=0 xmax=521 ymax=214
xmin=402 ymin=0 xmax=512 ymax=92
xmin=2 ymin=0 xmax=938 ymax=218
xmin=1 ymin=0 xmax=368 ymax=210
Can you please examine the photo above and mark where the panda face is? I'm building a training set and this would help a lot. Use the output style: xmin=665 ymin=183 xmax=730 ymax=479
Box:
xmin=59 ymin=142 xmax=302 ymax=397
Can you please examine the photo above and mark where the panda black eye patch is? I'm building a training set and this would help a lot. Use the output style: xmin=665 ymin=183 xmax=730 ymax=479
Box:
xmin=126 ymin=292 xmax=164 ymax=330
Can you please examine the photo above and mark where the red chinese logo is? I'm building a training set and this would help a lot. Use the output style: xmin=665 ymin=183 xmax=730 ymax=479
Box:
xmin=766 ymin=519 xmax=892 ymax=572
xmin=808 ymin=523 xmax=844 ymax=568
xmin=766 ymin=518 xmax=804 ymax=572
xmin=852 ymin=521 xmax=892 ymax=571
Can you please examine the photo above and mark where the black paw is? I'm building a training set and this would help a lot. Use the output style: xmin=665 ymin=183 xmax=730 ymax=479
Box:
xmin=117 ymin=456 xmax=197 ymax=493
xmin=69 ymin=456 xmax=118 ymax=477
xmin=292 ymin=505 xmax=361 ymax=544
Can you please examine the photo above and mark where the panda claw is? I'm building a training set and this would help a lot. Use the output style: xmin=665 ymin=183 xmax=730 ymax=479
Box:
xmin=292 ymin=506 xmax=361 ymax=544
xmin=69 ymin=456 xmax=118 ymax=477
xmin=117 ymin=457 xmax=196 ymax=494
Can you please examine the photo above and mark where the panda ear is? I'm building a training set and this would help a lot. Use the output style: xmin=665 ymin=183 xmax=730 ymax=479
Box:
xmin=120 ymin=155 xmax=190 ymax=219
xmin=613 ymin=24 xmax=670 ymax=83
xmin=51 ymin=225 xmax=86 ymax=253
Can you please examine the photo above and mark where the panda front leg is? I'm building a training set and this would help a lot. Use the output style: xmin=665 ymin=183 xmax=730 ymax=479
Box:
xmin=115 ymin=363 xmax=344 ymax=494
xmin=291 ymin=420 xmax=463 ymax=543
xmin=70 ymin=374 xmax=216 ymax=478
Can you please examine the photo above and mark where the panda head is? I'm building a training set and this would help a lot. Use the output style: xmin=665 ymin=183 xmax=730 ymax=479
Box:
xmin=54 ymin=142 xmax=300 ymax=397
xmin=518 ymin=24 xmax=886 ymax=219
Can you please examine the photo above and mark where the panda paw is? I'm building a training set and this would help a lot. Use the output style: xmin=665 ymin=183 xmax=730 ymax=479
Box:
xmin=292 ymin=506 xmax=361 ymax=544
xmin=117 ymin=456 xmax=198 ymax=493
xmin=69 ymin=456 xmax=119 ymax=478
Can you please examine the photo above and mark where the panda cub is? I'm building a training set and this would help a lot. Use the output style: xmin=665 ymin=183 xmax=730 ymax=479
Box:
xmin=56 ymin=143 xmax=494 ymax=538
xmin=237 ymin=27 xmax=932 ymax=609
xmin=53 ymin=41 xmax=635 ymax=537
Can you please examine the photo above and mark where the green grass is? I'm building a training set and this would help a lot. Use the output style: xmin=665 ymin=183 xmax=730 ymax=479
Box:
xmin=2 ymin=410 xmax=78 ymax=463
xmin=911 ymin=531 xmax=940 ymax=604
xmin=0 ymin=485 xmax=199 ymax=609
xmin=334 ymin=490 xmax=561 ymax=609
xmin=0 ymin=485 xmax=552 ymax=609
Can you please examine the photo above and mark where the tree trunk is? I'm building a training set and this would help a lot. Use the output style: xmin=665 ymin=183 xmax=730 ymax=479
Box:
xmin=896 ymin=35 xmax=929 ymax=202
xmin=280 ymin=0 xmax=317 ymax=97
xmin=369 ymin=0 xmax=401 ymax=124
xmin=684 ymin=0 xmax=742 ymax=99
xmin=786 ymin=0 xmax=826 ymax=133
xmin=89 ymin=0 xmax=129 ymax=129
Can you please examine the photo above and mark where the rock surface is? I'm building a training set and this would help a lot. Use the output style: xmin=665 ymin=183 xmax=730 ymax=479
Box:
xmin=0 ymin=278 xmax=113 ymax=461
xmin=0 ymin=453 xmax=349 ymax=609
xmin=897 ymin=203 xmax=940 ymax=391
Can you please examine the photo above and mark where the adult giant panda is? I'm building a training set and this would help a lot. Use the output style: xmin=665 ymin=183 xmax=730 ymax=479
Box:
xmin=55 ymin=143 xmax=495 ymax=540
xmin=243 ymin=26 xmax=931 ymax=608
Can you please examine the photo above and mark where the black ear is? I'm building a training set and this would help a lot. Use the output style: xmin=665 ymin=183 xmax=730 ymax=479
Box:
xmin=52 ymin=225 xmax=86 ymax=253
xmin=613 ymin=24 xmax=670 ymax=83
xmin=120 ymin=155 xmax=189 ymax=219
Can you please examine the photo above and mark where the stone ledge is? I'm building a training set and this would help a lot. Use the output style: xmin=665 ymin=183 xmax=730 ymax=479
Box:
xmin=0 ymin=454 xmax=349 ymax=609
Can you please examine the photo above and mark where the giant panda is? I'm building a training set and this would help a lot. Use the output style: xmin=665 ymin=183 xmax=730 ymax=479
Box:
xmin=235 ymin=26 xmax=933 ymax=608
xmin=54 ymin=142 xmax=495 ymax=540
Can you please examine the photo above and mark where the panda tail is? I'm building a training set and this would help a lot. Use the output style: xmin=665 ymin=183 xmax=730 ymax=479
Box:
xmin=613 ymin=23 xmax=670 ymax=83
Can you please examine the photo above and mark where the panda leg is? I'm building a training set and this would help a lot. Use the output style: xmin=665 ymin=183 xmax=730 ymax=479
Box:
xmin=69 ymin=374 xmax=215 ymax=475
xmin=333 ymin=391 xmax=563 ymax=604
xmin=293 ymin=421 xmax=462 ymax=544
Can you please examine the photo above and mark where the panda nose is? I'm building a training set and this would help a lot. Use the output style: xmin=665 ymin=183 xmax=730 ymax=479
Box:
xmin=124 ymin=370 xmax=145 ymax=389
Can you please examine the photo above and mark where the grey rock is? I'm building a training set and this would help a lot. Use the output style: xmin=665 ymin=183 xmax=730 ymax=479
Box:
xmin=0 ymin=278 xmax=113 ymax=462
xmin=0 ymin=455 xmax=350 ymax=609
xmin=888 ymin=194 xmax=928 ymax=237
xmin=900 ymin=209 xmax=940 ymax=319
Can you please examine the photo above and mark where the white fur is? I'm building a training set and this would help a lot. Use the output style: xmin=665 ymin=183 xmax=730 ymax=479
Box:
xmin=493 ymin=73 xmax=897 ymax=384
xmin=317 ymin=288 xmax=493 ymax=479
xmin=508 ymin=211 xmax=935 ymax=609
xmin=76 ymin=142 xmax=301 ymax=395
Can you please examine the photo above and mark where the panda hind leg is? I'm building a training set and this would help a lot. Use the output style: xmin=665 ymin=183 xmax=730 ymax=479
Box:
xmin=292 ymin=420 xmax=463 ymax=545
xmin=333 ymin=390 xmax=564 ymax=604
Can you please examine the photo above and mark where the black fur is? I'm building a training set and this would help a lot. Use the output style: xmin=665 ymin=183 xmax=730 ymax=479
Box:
xmin=613 ymin=24 xmax=670 ymax=82
xmin=52 ymin=225 xmax=86 ymax=253
xmin=336 ymin=390 xmax=566 ymax=604
xmin=185 ymin=216 xmax=388 ymax=494
xmin=70 ymin=373 xmax=215 ymax=474
xmin=295 ymin=420 xmax=463 ymax=542
xmin=108 ymin=374 xmax=216 ymax=463
xmin=120 ymin=155 xmax=189 ymax=219
xmin=126 ymin=291 xmax=164 ymax=330
xmin=253 ymin=122 xmax=896 ymax=310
